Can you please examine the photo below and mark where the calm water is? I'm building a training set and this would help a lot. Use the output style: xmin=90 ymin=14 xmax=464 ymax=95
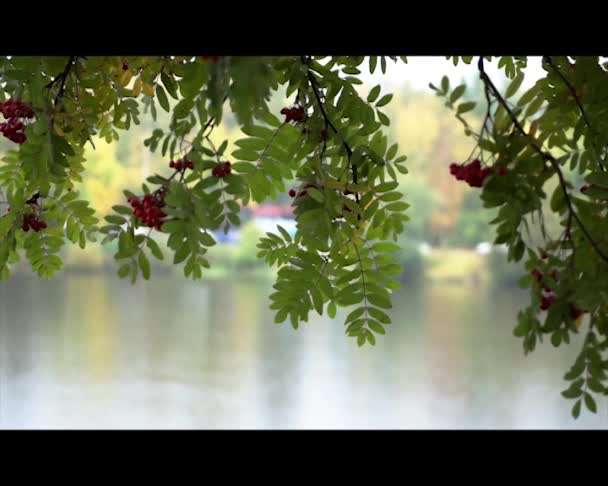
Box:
xmin=0 ymin=272 xmax=606 ymax=429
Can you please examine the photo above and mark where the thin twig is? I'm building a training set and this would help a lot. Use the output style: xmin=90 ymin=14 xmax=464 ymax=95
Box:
xmin=301 ymin=56 xmax=360 ymax=213
xmin=544 ymin=56 xmax=606 ymax=172
xmin=47 ymin=56 xmax=76 ymax=107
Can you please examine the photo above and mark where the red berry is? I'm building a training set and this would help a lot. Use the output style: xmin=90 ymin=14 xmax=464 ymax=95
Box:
xmin=12 ymin=132 xmax=26 ymax=144
xmin=581 ymin=184 xmax=592 ymax=193
xmin=289 ymin=189 xmax=296 ymax=198
xmin=531 ymin=268 xmax=544 ymax=284
xmin=291 ymin=106 xmax=305 ymax=122
xmin=540 ymin=293 xmax=556 ymax=311
xmin=497 ymin=167 xmax=507 ymax=176
xmin=450 ymin=159 xmax=493 ymax=188
xmin=281 ymin=106 xmax=305 ymax=124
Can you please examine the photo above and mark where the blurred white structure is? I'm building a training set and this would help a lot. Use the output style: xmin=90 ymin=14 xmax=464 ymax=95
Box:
xmin=475 ymin=242 xmax=492 ymax=255
xmin=253 ymin=217 xmax=297 ymax=236
xmin=418 ymin=242 xmax=432 ymax=255
xmin=475 ymin=242 xmax=508 ymax=255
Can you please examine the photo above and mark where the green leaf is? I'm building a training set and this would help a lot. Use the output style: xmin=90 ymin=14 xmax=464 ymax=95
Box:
xmin=146 ymin=238 xmax=164 ymax=260
xmin=105 ymin=215 xmax=127 ymax=225
xmin=449 ymin=84 xmax=466 ymax=103
xmin=457 ymin=102 xmax=476 ymax=114
xmin=384 ymin=202 xmax=409 ymax=212
xmin=307 ymin=187 xmax=324 ymax=203
xmin=368 ymin=320 xmax=385 ymax=335
xmin=200 ymin=232 xmax=216 ymax=247
xmin=373 ymin=242 xmax=400 ymax=253
xmin=368 ymin=293 xmax=392 ymax=309
xmin=368 ymin=307 xmax=391 ymax=324
xmin=505 ymin=73 xmax=524 ymax=99
xmin=366 ymin=331 xmax=376 ymax=345
xmin=375 ymin=181 xmax=398 ymax=192
xmin=586 ymin=171 xmax=608 ymax=187
xmin=584 ymin=392 xmax=597 ymax=413
xmin=367 ymin=85 xmax=381 ymax=103
xmin=174 ymin=244 xmax=190 ymax=264
xmin=155 ymin=85 xmax=170 ymax=112
xmin=375 ymin=94 xmax=393 ymax=108
xmin=571 ymin=400 xmax=581 ymax=419
xmin=310 ymin=287 xmax=324 ymax=315
xmin=118 ymin=264 xmax=130 ymax=279
xmin=327 ymin=301 xmax=337 ymax=318
xmin=138 ymin=251 xmax=151 ymax=280
xmin=274 ymin=308 xmax=288 ymax=324
xmin=161 ymin=72 xmax=179 ymax=99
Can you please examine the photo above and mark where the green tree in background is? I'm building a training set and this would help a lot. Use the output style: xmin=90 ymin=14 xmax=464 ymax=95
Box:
xmin=1 ymin=55 xmax=607 ymax=418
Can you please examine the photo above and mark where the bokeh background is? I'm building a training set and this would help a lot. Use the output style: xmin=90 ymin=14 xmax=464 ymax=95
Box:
xmin=1 ymin=57 xmax=606 ymax=429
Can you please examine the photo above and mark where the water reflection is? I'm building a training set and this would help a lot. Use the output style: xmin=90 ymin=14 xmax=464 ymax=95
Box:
xmin=0 ymin=273 xmax=606 ymax=429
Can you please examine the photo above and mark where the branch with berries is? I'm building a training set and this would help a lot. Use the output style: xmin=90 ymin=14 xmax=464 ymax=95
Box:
xmin=477 ymin=56 xmax=608 ymax=266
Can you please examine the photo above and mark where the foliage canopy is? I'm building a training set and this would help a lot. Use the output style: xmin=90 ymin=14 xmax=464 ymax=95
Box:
xmin=1 ymin=55 xmax=607 ymax=418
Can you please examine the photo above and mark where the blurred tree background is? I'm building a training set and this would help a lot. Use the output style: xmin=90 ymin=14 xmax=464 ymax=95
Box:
xmin=1 ymin=73 xmax=532 ymax=287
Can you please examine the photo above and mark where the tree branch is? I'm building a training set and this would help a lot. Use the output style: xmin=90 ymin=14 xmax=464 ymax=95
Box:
xmin=46 ymin=56 xmax=77 ymax=107
xmin=544 ymin=56 xmax=606 ymax=172
xmin=478 ymin=56 xmax=608 ymax=265
xmin=301 ymin=56 xmax=360 ymax=211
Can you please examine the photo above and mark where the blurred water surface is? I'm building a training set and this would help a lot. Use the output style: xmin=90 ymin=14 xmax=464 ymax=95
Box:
xmin=1 ymin=272 xmax=606 ymax=429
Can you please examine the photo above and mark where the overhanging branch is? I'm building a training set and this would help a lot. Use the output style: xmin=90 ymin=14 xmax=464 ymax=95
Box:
xmin=478 ymin=56 xmax=608 ymax=265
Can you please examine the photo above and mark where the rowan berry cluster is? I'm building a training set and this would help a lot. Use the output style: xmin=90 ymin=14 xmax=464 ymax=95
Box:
xmin=0 ymin=99 xmax=34 ymax=144
xmin=128 ymin=191 xmax=167 ymax=230
xmin=212 ymin=161 xmax=231 ymax=177
xmin=281 ymin=106 xmax=306 ymax=124
xmin=449 ymin=159 xmax=495 ymax=187
xmin=169 ymin=158 xmax=194 ymax=171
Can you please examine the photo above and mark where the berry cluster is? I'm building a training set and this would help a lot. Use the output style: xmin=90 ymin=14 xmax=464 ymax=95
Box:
xmin=128 ymin=191 xmax=167 ymax=230
xmin=169 ymin=158 xmax=194 ymax=171
xmin=280 ymin=106 xmax=305 ymax=124
xmin=449 ymin=159 xmax=494 ymax=188
xmin=0 ymin=99 xmax=34 ymax=144
xmin=212 ymin=161 xmax=231 ymax=177
xmin=531 ymin=267 xmax=559 ymax=311
xmin=201 ymin=56 xmax=220 ymax=63
xmin=531 ymin=267 xmax=558 ymax=292
xmin=530 ymin=267 xmax=586 ymax=318
xmin=21 ymin=212 xmax=47 ymax=232
xmin=540 ymin=292 xmax=556 ymax=311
